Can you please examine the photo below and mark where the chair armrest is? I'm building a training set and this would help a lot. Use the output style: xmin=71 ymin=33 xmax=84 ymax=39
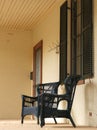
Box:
xmin=39 ymin=93 xmax=70 ymax=109
xmin=21 ymin=95 xmax=38 ymax=107
xmin=40 ymin=93 xmax=69 ymax=100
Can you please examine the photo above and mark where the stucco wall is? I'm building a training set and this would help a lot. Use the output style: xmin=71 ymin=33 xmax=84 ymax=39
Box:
xmin=31 ymin=0 xmax=97 ymax=127
xmin=0 ymin=31 xmax=32 ymax=119
xmin=31 ymin=1 xmax=63 ymax=83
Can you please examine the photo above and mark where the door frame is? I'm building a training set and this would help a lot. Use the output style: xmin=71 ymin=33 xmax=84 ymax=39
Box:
xmin=33 ymin=40 xmax=43 ymax=96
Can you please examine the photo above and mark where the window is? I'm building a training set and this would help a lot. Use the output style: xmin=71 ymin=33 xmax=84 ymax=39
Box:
xmin=60 ymin=0 xmax=93 ymax=81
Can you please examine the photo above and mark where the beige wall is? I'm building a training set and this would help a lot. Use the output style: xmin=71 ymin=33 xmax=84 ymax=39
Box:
xmin=31 ymin=0 xmax=97 ymax=127
xmin=0 ymin=0 xmax=97 ymax=127
xmin=31 ymin=0 xmax=64 ymax=83
xmin=0 ymin=31 xmax=32 ymax=119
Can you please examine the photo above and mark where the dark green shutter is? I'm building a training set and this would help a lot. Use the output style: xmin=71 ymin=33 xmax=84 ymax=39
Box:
xmin=82 ymin=0 xmax=93 ymax=78
xmin=60 ymin=1 xmax=67 ymax=82
xmin=71 ymin=0 xmax=77 ymax=75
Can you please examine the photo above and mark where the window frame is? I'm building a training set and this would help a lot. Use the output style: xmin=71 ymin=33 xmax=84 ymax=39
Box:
xmin=59 ymin=0 xmax=93 ymax=82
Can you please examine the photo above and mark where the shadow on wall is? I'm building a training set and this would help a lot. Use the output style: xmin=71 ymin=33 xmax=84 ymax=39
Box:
xmin=85 ymin=80 xmax=95 ymax=126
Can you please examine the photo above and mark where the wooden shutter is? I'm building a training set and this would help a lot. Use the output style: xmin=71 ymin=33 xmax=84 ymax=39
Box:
xmin=60 ymin=1 xmax=67 ymax=82
xmin=71 ymin=0 xmax=77 ymax=75
xmin=82 ymin=0 xmax=93 ymax=78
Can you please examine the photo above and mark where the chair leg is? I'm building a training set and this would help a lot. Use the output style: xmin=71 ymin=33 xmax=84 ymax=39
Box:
xmin=40 ymin=118 xmax=45 ymax=127
xmin=40 ymin=113 xmax=45 ymax=127
xmin=53 ymin=117 xmax=57 ymax=124
xmin=69 ymin=115 xmax=76 ymax=127
xmin=37 ymin=117 xmax=39 ymax=124
xmin=21 ymin=116 xmax=24 ymax=124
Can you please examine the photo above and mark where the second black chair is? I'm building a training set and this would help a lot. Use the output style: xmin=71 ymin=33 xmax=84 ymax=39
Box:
xmin=21 ymin=81 xmax=60 ymax=124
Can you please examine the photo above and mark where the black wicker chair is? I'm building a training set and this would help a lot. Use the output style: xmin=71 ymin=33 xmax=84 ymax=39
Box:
xmin=21 ymin=95 xmax=38 ymax=124
xmin=21 ymin=81 xmax=60 ymax=124
xmin=39 ymin=75 xmax=81 ymax=127
xmin=37 ymin=81 xmax=60 ymax=124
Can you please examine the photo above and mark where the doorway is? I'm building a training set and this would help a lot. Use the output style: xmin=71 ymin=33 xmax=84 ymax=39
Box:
xmin=33 ymin=40 xmax=43 ymax=96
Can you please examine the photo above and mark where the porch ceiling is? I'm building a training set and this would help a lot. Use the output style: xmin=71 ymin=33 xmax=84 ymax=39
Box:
xmin=0 ymin=0 xmax=58 ymax=31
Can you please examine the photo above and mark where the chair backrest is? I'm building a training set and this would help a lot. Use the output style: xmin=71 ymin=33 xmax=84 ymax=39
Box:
xmin=37 ymin=82 xmax=60 ymax=95
xmin=36 ymin=82 xmax=60 ymax=108
xmin=64 ymin=75 xmax=81 ymax=111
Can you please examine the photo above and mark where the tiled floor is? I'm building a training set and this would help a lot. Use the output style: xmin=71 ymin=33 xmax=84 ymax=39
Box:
xmin=0 ymin=120 xmax=96 ymax=130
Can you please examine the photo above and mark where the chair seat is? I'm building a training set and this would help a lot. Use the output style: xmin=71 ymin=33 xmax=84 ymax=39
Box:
xmin=43 ymin=107 xmax=69 ymax=118
xmin=23 ymin=107 xmax=38 ymax=117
